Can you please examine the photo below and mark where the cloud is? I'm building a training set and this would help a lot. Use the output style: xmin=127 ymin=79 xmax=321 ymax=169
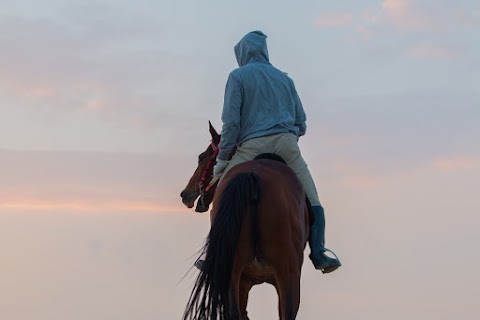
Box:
xmin=378 ymin=0 xmax=479 ymax=33
xmin=332 ymin=159 xmax=384 ymax=187
xmin=313 ymin=12 xmax=354 ymax=28
xmin=24 ymin=86 xmax=57 ymax=98
xmin=0 ymin=9 xmax=210 ymax=131
xmin=0 ymin=149 xmax=193 ymax=214
xmin=408 ymin=42 xmax=465 ymax=60
xmin=381 ymin=0 xmax=435 ymax=32
xmin=302 ymin=92 xmax=480 ymax=184
xmin=0 ymin=198 xmax=184 ymax=213
xmin=311 ymin=1 xmax=434 ymax=34
xmin=311 ymin=1 xmax=478 ymax=57
xmin=333 ymin=0 xmax=479 ymax=43
xmin=433 ymin=155 xmax=480 ymax=172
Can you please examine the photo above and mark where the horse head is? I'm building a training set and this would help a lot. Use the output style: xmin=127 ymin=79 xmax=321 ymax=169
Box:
xmin=180 ymin=121 xmax=220 ymax=213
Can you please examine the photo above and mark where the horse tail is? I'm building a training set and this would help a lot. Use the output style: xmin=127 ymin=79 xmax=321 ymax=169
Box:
xmin=183 ymin=172 xmax=261 ymax=320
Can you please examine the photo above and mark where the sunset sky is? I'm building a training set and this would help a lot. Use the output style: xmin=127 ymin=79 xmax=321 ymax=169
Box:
xmin=1 ymin=0 xmax=479 ymax=319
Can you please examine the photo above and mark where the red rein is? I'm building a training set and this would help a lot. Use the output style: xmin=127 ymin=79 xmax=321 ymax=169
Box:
xmin=199 ymin=141 xmax=220 ymax=194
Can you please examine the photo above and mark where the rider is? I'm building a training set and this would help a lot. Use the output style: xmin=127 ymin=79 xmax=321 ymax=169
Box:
xmin=213 ymin=31 xmax=341 ymax=273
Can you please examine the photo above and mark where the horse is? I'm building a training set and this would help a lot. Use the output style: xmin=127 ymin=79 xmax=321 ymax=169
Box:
xmin=180 ymin=122 xmax=311 ymax=320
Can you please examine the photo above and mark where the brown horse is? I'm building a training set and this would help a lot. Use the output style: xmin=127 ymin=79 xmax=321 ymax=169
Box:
xmin=180 ymin=122 xmax=310 ymax=320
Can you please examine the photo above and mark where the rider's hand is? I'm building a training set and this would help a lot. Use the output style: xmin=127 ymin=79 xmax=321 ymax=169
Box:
xmin=213 ymin=159 xmax=229 ymax=179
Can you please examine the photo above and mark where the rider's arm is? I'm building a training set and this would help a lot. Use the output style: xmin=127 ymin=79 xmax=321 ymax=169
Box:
xmin=218 ymin=73 xmax=242 ymax=160
xmin=292 ymin=82 xmax=307 ymax=137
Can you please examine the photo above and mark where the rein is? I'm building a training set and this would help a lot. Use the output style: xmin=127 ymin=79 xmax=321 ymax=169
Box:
xmin=199 ymin=141 xmax=219 ymax=197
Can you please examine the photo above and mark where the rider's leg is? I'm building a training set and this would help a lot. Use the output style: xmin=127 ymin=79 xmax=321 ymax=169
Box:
xmin=218 ymin=141 xmax=257 ymax=185
xmin=308 ymin=206 xmax=341 ymax=273
xmin=219 ymin=134 xmax=279 ymax=184
xmin=274 ymin=133 xmax=341 ymax=273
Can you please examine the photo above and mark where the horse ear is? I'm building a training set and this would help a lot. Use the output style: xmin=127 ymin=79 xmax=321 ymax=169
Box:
xmin=209 ymin=121 xmax=220 ymax=144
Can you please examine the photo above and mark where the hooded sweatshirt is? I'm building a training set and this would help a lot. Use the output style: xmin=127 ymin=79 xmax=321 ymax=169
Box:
xmin=218 ymin=31 xmax=307 ymax=160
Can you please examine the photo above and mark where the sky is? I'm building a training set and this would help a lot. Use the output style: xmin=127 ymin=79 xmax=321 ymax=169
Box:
xmin=0 ymin=0 xmax=479 ymax=319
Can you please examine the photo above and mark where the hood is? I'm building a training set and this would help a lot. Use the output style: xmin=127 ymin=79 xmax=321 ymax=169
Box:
xmin=234 ymin=31 xmax=269 ymax=67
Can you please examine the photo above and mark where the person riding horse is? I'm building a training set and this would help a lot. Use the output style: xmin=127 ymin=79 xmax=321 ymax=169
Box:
xmin=213 ymin=31 xmax=341 ymax=273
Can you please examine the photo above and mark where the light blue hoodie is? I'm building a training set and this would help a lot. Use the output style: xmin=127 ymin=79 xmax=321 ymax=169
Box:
xmin=218 ymin=31 xmax=307 ymax=160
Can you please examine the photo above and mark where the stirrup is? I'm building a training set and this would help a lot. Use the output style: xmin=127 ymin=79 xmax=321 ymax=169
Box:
xmin=194 ymin=259 xmax=204 ymax=271
xmin=321 ymin=248 xmax=341 ymax=274
xmin=323 ymin=248 xmax=340 ymax=261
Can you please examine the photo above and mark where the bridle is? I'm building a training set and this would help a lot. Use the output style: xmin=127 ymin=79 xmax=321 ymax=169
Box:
xmin=198 ymin=141 xmax=220 ymax=204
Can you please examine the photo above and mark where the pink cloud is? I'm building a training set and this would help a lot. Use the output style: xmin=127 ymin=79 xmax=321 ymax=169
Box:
xmin=433 ymin=155 xmax=480 ymax=172
xmin=0 ymin=197 xmax=184 ymax=213
xmin=24 ymin=86 xmax=57 ymax=98
xmin=409 ymin=43 xmax=464 ymax=60
xmin=333 ymin=160 xmax=384 ymax=187
xmin=0 ymin=149 xmax=191 ymax=214
xmin=0 ymin=15 xmax=204 ymax=131
xmin=381 ymin=0 xmax=437 ymax=32
xmin=313 ymin=12 xmax=354 ymax=28
xmin=361 ymin=0 xmax=477 ymax=34
xmin=313 ymin=1 xmax=477 ymax=41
